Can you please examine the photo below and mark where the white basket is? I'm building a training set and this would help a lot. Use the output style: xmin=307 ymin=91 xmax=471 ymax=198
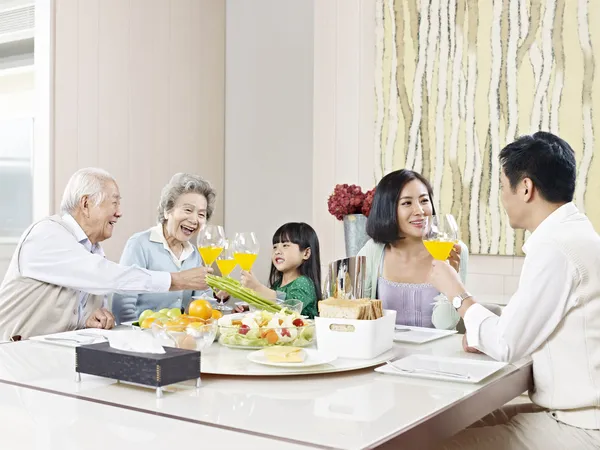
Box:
xmin=315 ymin=309 xmax=396 ymax=359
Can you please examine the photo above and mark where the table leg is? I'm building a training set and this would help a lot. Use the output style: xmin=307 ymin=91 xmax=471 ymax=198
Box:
xmin=156 ymin=386 xmax=163 ymax=399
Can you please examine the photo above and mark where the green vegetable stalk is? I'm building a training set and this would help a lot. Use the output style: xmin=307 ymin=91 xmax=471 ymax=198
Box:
xmin=206 ymin=274 xmax=282 ymax=313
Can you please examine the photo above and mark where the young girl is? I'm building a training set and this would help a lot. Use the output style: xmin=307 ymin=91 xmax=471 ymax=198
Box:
xmin=238 ymin=222 xmax=322 ymax=318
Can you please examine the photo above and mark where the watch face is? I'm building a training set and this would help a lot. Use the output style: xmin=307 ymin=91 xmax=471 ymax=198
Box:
xmin=452 ymin=297 xmax=462 ymax=308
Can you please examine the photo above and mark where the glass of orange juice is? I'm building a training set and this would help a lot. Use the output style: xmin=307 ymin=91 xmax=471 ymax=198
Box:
xmin=422 ymin=214 xmax=458 ymax=261
xmin=232 ymin=232 xmax=259 ymax=271
xmin=198 ymin=225 xmax=225 ymax=266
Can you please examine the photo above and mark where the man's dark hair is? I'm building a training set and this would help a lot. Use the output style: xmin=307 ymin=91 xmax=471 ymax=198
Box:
xmin=499 ymin=131 xmax=576 ymax=203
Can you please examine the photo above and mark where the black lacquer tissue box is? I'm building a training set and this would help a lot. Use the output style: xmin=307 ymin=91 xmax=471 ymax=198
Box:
xmin=75 ymin=342 xmax=201 ymax=397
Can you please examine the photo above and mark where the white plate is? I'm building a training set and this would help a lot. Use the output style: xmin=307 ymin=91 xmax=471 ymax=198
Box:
xmin=393 ymin=325 xmax=457 ymax=344
xmin=247 ymin=348 xmax=337 ymax=368
xmin=375 ymin=354 xmax=507 ymax=384
xmin=30 ymin=329 xmax=113 ymax=348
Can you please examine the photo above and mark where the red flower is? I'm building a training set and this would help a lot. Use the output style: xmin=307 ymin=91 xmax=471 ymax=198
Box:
xmin=327 ymin=184 xmax=366 ymax=221
xmin=362 ymin=188 xmax=376 ymax=217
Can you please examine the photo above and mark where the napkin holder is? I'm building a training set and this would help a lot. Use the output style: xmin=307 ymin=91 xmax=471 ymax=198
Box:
xmin=75 ymin=342 xmax=201 ymax=398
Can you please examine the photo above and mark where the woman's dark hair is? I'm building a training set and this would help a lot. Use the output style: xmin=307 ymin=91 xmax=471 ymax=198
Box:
xmin=499 ymin=131 xmax=576 ymax=203
xmin=366 ymin=169 xmax=435 ymax=244
xmin=268 ymin=222 xmax=322 ymax=300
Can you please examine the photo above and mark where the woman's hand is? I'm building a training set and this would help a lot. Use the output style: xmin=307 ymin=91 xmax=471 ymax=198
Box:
xmin=448 ymin=243 xmax=461 ymax=273
xmin=240 ymin=270 xmax=261 ymax=291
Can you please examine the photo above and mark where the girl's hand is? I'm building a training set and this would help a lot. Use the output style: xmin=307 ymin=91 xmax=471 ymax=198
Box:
xmin=240 ymin=270 xmax=261 ymax=291
xmin=448 ymin=243 xmax=461 ymax=273
xmin=234 ymin=304 xmax=248 ymax=313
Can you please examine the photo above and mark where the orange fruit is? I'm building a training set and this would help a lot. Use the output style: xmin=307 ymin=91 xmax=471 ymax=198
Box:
xmin=188 ymin=299 xmax=213 ymax=320
xmin=211 ymin=310 xmax=223 ymax=320
xmin=265 ymin=330 xmax=279 ymax=344
xmin=140 ymin=317 xmax=156 ymax=329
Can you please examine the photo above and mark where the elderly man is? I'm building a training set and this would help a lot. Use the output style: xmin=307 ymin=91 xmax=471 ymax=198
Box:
xmin=429 ymin=132 xmax=600 ymax=449
xmin=0 ymin=168 xmax=213 ymax=341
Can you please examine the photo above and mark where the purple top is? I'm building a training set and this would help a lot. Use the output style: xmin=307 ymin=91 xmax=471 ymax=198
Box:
xmin=376 ymin=277 xmax=439 ymax=327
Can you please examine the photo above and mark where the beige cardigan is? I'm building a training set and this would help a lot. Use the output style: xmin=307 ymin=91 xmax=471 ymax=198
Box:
xmin=0 ymin=216 xmax=104 ymax=341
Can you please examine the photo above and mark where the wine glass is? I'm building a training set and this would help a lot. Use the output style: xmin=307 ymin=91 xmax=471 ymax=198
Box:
xmin=232 ymin=232 xmax=259 ymax=271
xmin=214 ymin=239 xmax=236 ymax=312
xmin=422 ymin=214 xmax=459 ymax=260
xmin=197 ymin=225 xmax=225 ymax=267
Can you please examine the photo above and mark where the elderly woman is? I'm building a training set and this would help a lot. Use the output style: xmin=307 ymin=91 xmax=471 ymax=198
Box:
xmin=112 ymin=173 xmax=218 ymax=324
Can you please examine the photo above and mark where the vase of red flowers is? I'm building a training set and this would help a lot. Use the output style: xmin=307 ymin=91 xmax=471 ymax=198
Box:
xmin=328 ymin=184 xmax=376 ymax=257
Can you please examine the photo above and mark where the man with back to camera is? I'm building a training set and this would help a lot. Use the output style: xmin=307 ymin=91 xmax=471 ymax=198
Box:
xmin=429 ymin=132 xmax=600 ymax=449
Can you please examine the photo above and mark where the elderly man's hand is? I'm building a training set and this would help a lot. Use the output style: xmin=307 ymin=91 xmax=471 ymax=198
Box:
xmin=171 ymin=267 xmax=214 ymax=291
xmin=86 ymin=308 xmax=115 ymax=330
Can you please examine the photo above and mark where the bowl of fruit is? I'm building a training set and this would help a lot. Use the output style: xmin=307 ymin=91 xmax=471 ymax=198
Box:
xmin=150 ymin=318 xmax=218 ymax=351
xmin=217 ymin=309 xmax=315 ymax=349
xmin=133 ymin=299 xmax=223 ymax=351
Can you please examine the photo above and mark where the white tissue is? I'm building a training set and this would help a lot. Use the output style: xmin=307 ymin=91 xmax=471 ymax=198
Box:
xmin=107 ymin=330 xmax=166 ymax=354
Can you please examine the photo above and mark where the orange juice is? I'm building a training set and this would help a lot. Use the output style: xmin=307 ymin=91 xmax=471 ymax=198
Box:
xmin=199 ymin=246 xmax=223 ymax=266
xmin=216 ymin=259 xmax=237 ymax=277
xmin=423 ymin=240 xmax=455 ymax=260
xmin=233 ymin=252 xmax=258 ymax=271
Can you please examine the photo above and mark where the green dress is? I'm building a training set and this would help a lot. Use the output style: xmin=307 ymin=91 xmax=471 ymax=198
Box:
xmin=272 ymin=275 xmax=318 ymax=318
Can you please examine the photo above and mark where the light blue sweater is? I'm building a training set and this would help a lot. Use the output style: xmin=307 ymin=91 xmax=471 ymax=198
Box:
xmin=111 ymin=227 xmax=211 ymax=323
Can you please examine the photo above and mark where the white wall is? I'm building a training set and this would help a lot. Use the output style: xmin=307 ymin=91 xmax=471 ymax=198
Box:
xmin=48 ymin=0 xmax=225 ymax=262
xmin=225 ymin=0 xmax=314 ymax=282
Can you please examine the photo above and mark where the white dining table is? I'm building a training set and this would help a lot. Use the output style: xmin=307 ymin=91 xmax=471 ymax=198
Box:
xmin=0 ymin=333 xmax=532 ymax=449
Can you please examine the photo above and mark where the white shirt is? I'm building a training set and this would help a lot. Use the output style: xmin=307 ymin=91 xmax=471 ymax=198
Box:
xmin=148 ymin=224 xmax=195 ymax=268
xmin=464 ymin=203 xmax=600 ymax=428
xmin=18 ymin=214 xmax=171 ymax=326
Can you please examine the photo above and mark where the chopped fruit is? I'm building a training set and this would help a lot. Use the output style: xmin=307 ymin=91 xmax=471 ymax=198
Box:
xmin=211 ymin=310 xmax=223 ymax=320
xmin=238 ymin=324 xmax=250 ymax=335
xmin=231 ymin=320 xmax=242 ymax=326
xmin=278 ymin=319 xmax=283 ymax=325
xmin=260 ymin=328 xmax=271 ymax=338
xmin=266 ymin=330 xmax=279 ymax=344
xmin=140 ymin=317 xmax=156 ymax=329
xmin=292 ymin=319 xmax=304 ymax=327
xmin=188 ymin=299 xmax=213 ymax=320
xmin=281 ymin=328 xmax=291 ymax=338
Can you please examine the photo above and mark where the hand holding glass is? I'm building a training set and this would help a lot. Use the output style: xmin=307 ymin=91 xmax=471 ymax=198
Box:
xmin=422 ymin=214 xmax=459 ymax=260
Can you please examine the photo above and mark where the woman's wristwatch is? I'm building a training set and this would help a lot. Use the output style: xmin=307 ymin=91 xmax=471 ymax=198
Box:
xmin=452 ymin=292 xmax=473 ymax=309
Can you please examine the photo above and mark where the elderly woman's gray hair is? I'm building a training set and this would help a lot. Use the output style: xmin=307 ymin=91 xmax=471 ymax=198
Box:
xmin=60 ymin=168 xmax=117 ymax=214
xmin=157 ymin=173 xmax=216 ymax=224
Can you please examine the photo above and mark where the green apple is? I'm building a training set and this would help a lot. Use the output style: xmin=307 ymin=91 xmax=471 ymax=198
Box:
xmin=159 ymin=308 xmax=169 ymax=315
xmin=150 ymin=313 xmax=169 ymax=323
xmin=167 ymin=308 xmax=182 ymax=319
xmin=139 ymin=309 xmax=154 ymax=322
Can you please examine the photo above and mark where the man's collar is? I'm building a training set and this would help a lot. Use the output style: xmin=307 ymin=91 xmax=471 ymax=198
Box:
xmin=522 ymin=202 xmax=578 ymax=253
xmin=62 ymin=213 xmax=90 ymax=244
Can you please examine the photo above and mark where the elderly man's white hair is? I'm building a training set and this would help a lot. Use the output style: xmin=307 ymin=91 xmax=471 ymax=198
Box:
xmin=60 ymin=168 xmax=117 ymax=214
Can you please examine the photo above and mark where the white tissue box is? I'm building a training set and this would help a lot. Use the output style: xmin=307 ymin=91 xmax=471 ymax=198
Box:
xmin=315 ymin=309 xmax=396 ymax=359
